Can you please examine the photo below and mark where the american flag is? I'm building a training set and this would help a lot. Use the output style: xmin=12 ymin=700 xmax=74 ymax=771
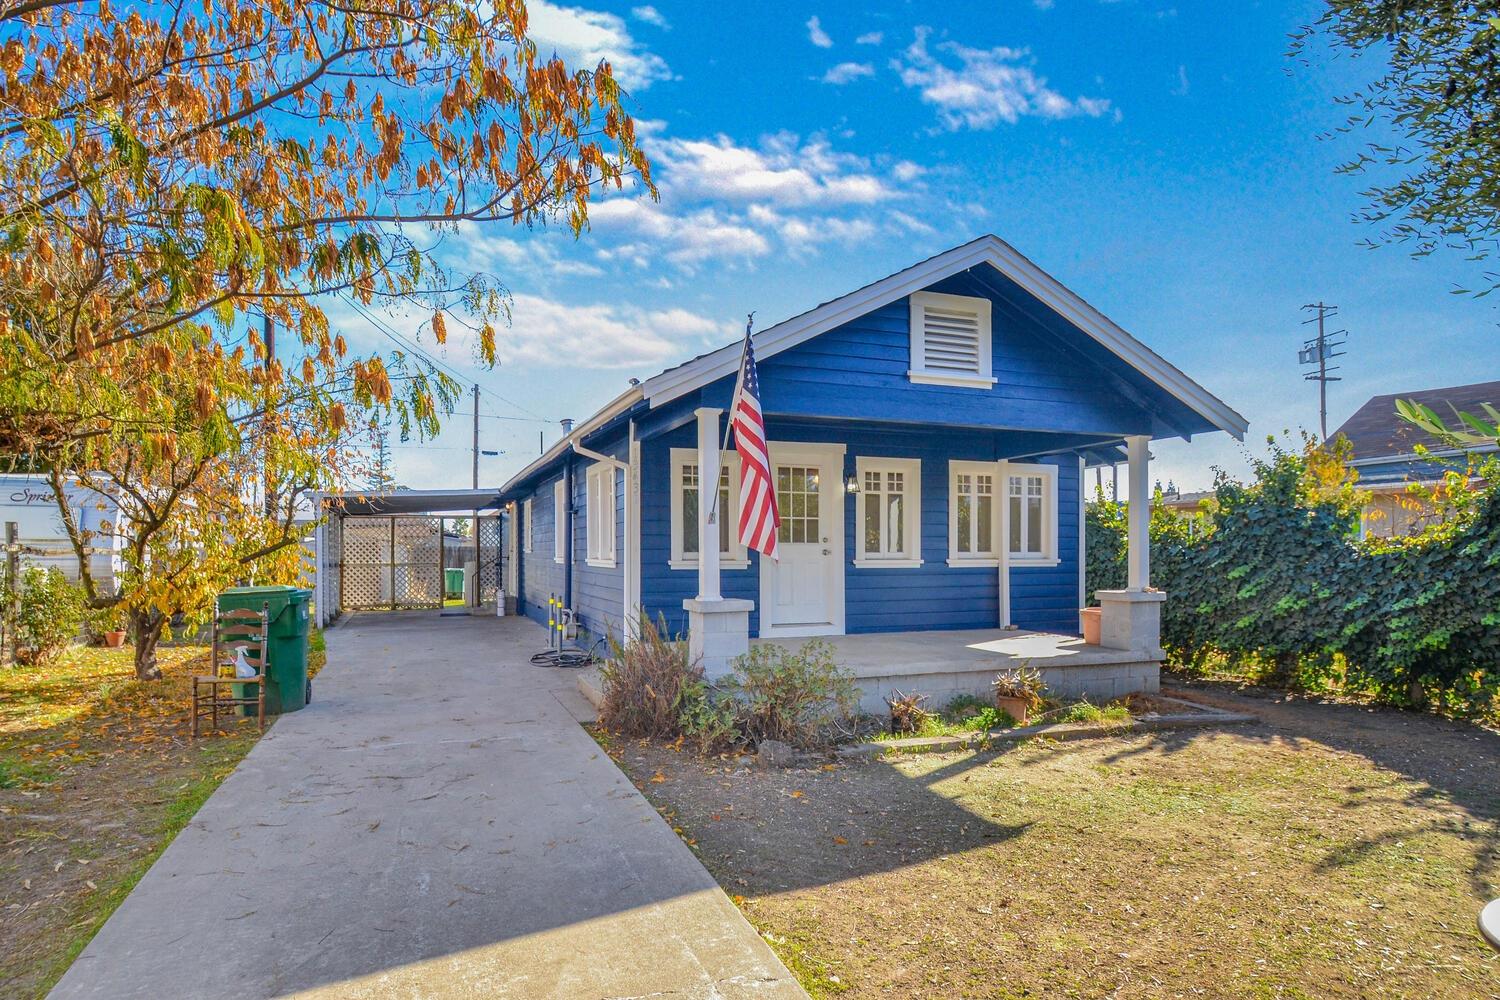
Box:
xmin=731 ymin=324 xmax=779 ymax=560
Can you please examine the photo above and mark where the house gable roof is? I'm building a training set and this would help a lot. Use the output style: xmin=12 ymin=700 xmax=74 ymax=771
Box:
xmin=1334 ymin=379 xmax=1500 ymax=463
xmin=639 ymin=234 xmax=1248 ymax=440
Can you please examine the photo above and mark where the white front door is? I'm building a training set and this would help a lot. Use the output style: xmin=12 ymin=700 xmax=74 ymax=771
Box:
xmin=760 ymin=443 xmax=845 ymax=637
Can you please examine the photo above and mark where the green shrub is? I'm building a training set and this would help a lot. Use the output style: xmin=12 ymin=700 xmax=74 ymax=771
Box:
xmin=677 ymin=676 xmax=739 ymax=753
xmin=1053 ymin=700 xmax=1131 ymax=728
xmin=726 ymin=639 xmax=858 ymax=750
xmin=4 ymin=566 xmax=86 ymax=666
xmin=957 ymin=706 xmax=1017 ymax=731
xmin=1086 ymin=437 xmax=1500 ymax=717
xmin=599 ymin=612 xmax=701 ymax=740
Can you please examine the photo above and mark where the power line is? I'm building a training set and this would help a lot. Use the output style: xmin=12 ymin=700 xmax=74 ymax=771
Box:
xmin=336 ymin=293 xmax=550 ymax=423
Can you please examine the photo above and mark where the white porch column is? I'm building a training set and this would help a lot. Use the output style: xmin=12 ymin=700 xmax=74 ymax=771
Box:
xmin=695 ymin=406 xmax=722 ymax=602
xmin=996 ymin=459 xmax=1012 ymax=628
xmin=1095 ymin=434 xmax=1164 ymax=659
xmin=1126 ymin=434 xmax=1150 ymax=591
xmin=684 ymin=405 xmax=751 ymax=679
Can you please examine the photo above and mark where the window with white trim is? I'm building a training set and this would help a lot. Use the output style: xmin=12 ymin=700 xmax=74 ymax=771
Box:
xmin=585 ymin=463 xmax=616 ymax=568
xmin=552 ymin=478 xmax=566 ymax=564
xmin=909 ymin=291 xmax=994 ymax=389
xmin=669 ymin=448 xmax=748 ymax=569
xmin=854 ymin=457 xmax=922 ymax=568
xmin=1006 ymin=463 xmax=1058 ymax=564
xmin=522 ymin=499 xmax=533 ymax=553
xmin=949 ymin=461 xmax=997 ymax=563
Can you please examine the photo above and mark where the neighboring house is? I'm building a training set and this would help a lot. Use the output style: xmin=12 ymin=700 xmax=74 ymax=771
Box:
xmin=497 ymin=236 xmax=1247 ymax=709
xmin=0 ymin=474 xmax=123 ymax=591
xmin=1333 ymin=380 xmax=1499 ymax=539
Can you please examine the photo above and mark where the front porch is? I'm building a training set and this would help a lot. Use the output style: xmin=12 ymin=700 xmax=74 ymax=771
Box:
xmin=757 ymin=628 xmax=1162 ymax=715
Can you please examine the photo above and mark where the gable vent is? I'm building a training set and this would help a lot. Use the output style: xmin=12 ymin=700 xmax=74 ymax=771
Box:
xmin=909 ymin=291 xmax=994 ymax=388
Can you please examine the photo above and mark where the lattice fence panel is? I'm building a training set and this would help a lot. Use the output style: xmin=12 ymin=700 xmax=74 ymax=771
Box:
xmin=325 ymin=515 xmax=343 ymax=617
xmin=477 ymin=515 xmax=500 ymax=604
xmin=393 ymin=516 xmax=441 ymax=608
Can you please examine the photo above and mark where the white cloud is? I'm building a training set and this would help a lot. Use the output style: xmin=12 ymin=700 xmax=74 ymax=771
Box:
xmin=630 ymin=5 xmax=669 ymax=28
xmin=1172 ymin=64 xmax=1190 ymax=96
xmin=527 ymin=1 xmax=671 ymax=91
xmin=892 ymin=160 xmax=926 ymax=183
xmin=588 ymin=198 xmax=772 ymax=267
xmin=447 ymin=222 xmax=604 ymax=278
xmin=498 ymin=293 xmax=728 ymax=369
xmin=893 ymin=27 xmax=1112 ymax=130
xmin=821 ymin=61 xmax=875 ymax=85
xmin=855 ymin=30 xmax=883 ymax=46
xmin=806 ymin=15 xmax=833 ymax=48
xmin=652 ymin=132 xmax=896 ymax=207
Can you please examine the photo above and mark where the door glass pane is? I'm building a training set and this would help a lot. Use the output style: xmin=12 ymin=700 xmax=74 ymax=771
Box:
xmin=777 ymin=465 xmax=820 ymax=544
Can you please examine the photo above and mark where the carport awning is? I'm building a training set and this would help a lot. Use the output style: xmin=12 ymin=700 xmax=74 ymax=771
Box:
xmin=323 ymin=488 xmax=507 ymax=516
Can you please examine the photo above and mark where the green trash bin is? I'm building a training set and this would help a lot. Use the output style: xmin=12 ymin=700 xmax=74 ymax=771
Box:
xmin=443 ymin=567 xmax=465 ymax=600
xmin=217 ymin=585 xmax=313 ymax=715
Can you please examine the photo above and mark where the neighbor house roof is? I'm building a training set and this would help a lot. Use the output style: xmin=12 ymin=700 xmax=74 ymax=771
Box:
xmin=1333 ymin=380 xmax=1500 ymax=464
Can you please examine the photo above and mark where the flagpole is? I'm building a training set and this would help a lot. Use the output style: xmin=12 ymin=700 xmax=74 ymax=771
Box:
xmin=707 ymin=312 xmax=753 ymax=525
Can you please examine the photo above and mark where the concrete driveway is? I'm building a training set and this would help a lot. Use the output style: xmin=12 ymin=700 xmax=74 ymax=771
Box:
xmin=50 ymin=613 xmax=805 ymax=1000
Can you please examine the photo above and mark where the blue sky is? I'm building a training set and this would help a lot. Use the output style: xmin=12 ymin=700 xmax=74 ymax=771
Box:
xmin=348 ymin=0 xmax=1497 ymax=492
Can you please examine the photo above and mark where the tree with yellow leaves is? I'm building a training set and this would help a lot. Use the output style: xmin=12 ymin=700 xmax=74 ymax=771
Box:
xmin=0 ymin=1 xmax=654 ymax=676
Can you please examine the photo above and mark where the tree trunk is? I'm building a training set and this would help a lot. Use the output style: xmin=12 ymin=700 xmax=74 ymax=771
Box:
xmin=131 ymin=608 xmax=166 ymax=681
xmin=1268 ymin=651 xmax=1300 ymax=689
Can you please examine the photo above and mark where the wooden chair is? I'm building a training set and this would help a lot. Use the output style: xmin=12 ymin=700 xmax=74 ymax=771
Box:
xmin=192 ymin=602 xmax=270 ymax=737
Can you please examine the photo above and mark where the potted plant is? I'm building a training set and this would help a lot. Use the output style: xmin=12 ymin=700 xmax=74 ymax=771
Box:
xmin=992 ymin=664 xmax=1046 ymax=725
xmin=95 ymin=607 xmax=128 ymax=648
xmin=1080 ymin=605 xmax=1102 ymax=645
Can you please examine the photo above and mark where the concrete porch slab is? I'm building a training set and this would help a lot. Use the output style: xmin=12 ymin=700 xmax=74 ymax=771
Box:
xmin=758 ymin=629 xmax=1161 ymax=713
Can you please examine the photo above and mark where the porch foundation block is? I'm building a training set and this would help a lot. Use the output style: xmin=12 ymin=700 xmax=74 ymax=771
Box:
xmin=684 ymin=598 xmax=753 ymax=680
xmin=1095 ymin=589 xmax=1167 ymax=657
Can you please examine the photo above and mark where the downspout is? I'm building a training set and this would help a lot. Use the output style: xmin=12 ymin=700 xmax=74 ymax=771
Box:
xmin=560 ymin=419 xmax=575 ymax=622
xmin=570 ymin=434 xmax=630 ymax=638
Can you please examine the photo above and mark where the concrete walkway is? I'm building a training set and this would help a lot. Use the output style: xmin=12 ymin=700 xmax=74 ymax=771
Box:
xmin=51 ymin=614 xmax=806 ymax=1000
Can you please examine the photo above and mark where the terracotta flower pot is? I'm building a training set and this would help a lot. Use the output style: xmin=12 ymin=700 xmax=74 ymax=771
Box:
xmin=994 ymin=694 xmax=1031 ymax=726
xmin=103 ymin=630 xmax=127 ymax=648
xmin=1080 ymin=607 xmax=1102 ymax=645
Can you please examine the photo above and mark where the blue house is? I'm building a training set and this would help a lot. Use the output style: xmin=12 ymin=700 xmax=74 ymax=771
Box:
xmin=497 ymin=236 xmax=1246 ymax=710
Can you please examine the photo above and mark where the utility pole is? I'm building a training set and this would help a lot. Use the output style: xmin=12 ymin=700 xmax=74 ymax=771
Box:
xmin=471 ymin=384 xmax=480 ymax=490
xmin=263 ymin=313 xmax=277 ymax=517
xmin=1299 ymin=302 xmax=1348 ymax=441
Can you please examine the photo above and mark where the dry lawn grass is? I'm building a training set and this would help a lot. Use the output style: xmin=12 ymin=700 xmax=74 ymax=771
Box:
xmin=0 ymin=637 xmax=329 ymax=999
xmin=610 ymin=686 xmax=1500 ymax=999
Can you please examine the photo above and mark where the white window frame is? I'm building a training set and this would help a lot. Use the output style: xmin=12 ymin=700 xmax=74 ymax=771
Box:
xmin=522 ymin=499 xmax=533 ymax=553
xmin=552 ymin=478 xmax=566 ymax=564
xmin=948 ymin=460 xmax=1000 ymax=566
xmin=908 ymin=290 xmax=996 ymax=389
xmin=668 ymin=447 xmax=749 ymax=570
xmin=853 ymin=456 xmax=922 ymax=569
xmin=585 ymin=463 xmax=616 ymax=569
xmin=1005 ymin=462 xmax=1059 ymax=566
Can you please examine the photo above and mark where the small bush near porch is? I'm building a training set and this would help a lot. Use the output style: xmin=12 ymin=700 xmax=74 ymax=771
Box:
xmin=608 ymin=685 xmax=1500 ymax=998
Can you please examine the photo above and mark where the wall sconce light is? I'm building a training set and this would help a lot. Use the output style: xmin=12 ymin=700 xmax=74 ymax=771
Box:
xmin=844 ymin=474 xmax=860 ymax=495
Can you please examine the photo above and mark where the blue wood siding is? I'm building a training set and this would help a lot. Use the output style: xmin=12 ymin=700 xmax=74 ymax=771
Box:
xmin=571 ymin=435 xmax=628 ymax=643
xmin=515 ymin=439 xmax=628 ymax=644
xmin=638 ymin=418 xmax=1083 ymax=637
xmin=746 ymin=273 xmax=1160 ymax=437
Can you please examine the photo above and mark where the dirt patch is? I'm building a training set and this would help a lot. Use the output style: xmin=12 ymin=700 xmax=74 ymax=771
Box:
xmin=0 ymin=645 xmax=266 ymax=999
xmin=607 ymin=686 xmax=1500 ymax=998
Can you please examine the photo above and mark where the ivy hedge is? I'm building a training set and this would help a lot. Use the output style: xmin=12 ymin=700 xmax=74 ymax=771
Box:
xmin=1086 ymin=442 xmax=1500 ymax=715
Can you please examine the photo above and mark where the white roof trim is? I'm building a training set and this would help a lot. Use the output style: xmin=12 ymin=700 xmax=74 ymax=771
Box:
xmin=640 ymin=235 xmax=1248 ymax=440
xmin=498 ymin=386 xmax=642 ymax=496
